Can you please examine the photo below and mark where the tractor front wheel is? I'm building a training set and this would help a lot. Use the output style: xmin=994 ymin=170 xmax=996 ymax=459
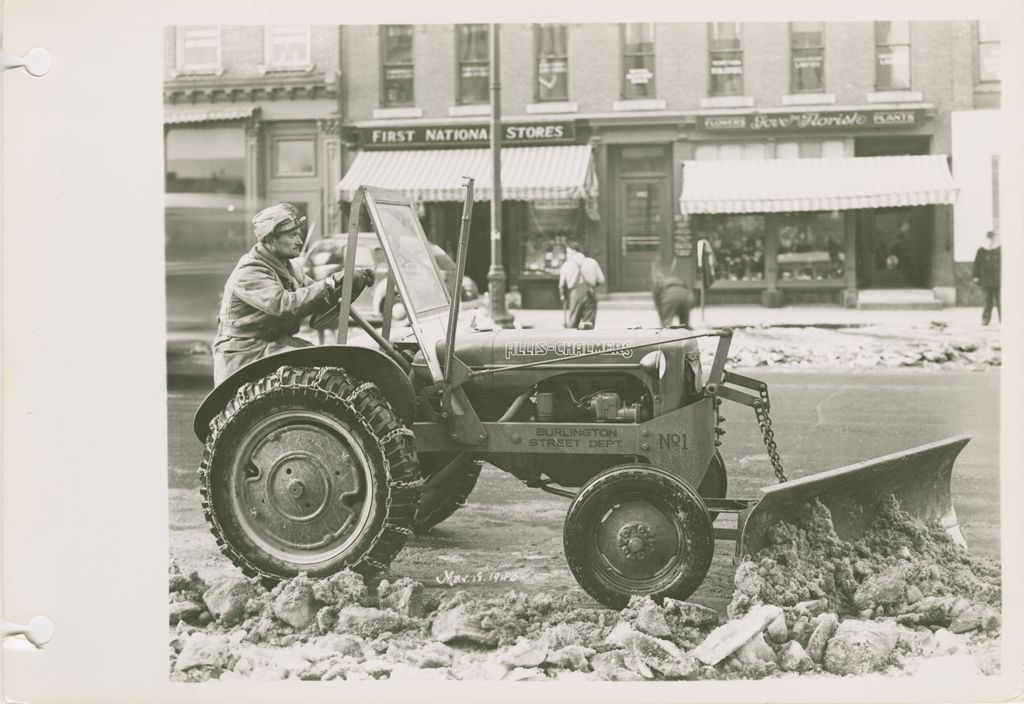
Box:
xmin=199 ymin=366 xmax=420 ymax=581
xmin=563 ymin=464 xmax=714 ymax=609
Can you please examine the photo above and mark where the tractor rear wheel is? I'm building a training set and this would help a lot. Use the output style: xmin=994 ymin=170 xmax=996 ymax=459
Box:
xmin=563 ymin=464 xmax=714 ymax=609
xmin=412 ymin=454 xmax=482 ymax=533
xmin=199 ymin=366 xmax=420 ymax=581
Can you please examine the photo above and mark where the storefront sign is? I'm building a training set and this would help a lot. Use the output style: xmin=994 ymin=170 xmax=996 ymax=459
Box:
xmin=698 ymin=109 xmax=922 ymax=132
xmin=346 ymin=121 xmax=580 ymax=149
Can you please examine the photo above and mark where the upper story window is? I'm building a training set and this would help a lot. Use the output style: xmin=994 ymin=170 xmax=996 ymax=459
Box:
xmin=535 ymin=24 xmax=568 ymax=102
xmin=622 ymin=23 xmax=655 ymax=99
xmin=176 ymin=26 xmax=221 ymax=72
xmin=709 ymin=23 xmax=743 ymax=96
xmin=265 ymin=26 xmax=311 ymax=68
xmin=977 ymin=20 xmax=1000 ymax=83
xmin=790 ymin=22 xmax=824 ymax=93
xmin=875 ymin=21 xmax=911 ymax=90
xmin=381 ymin=25 xmax=414 ymax=106
xmin=456 ymin=24 xmax=490 ymax=105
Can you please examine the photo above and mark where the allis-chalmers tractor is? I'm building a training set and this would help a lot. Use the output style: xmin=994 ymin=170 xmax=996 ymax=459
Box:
xmin=194 ymin=183 xmax=968 ymax=608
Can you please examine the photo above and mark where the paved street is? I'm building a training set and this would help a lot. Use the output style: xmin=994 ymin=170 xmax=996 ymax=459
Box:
xmin=168 ymin=366 xmax=1001 ymax=612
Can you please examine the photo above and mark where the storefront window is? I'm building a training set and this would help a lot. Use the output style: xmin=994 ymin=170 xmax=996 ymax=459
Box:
xmin=695 ymin=214 xmax=765 ymax=282
xmin=274 ymin=138 xmax=316 ymax=176
xmin=382 ymin=25 xmax=414 ymax=106
xmin=875 ymin=21 xmax=911 ymax=90
xmin=622 ymin=23 xmax=656 ymax=99
xmin=790 ymin=22 xmax=824 ymax=93
xmin=536 ymin=24 xmax=568 ymax=102
xmin=165 ymin=125 xmax=249 ymax=263
xmin=776 ymin=212 xmax=845 ymax=281
xmin=456 ymin=24 xmax=490 ymax=105
xmin=709 ymin=23 xmax=743 ymax=96
xmin=521 ymin=200 xmax=581 ymax=276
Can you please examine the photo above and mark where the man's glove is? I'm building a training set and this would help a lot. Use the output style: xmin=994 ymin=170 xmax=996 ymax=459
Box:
xmin=326 ymin=269 xmax=376 ymax=300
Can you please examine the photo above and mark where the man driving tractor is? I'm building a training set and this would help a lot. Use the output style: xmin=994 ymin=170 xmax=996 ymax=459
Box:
xmin=212 ymin=203 xmax=375 ymax=384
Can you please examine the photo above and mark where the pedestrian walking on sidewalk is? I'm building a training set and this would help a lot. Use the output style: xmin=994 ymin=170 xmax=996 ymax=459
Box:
xmin=559 ymin=240 xmax=605 ymax=329
xmin=212 ymin=203 xmax=375 ymax=384
xmin=651 ymin=254 xmax=694 ymax=328
xmin=972 ymin=231 xmax=1001 ymax=325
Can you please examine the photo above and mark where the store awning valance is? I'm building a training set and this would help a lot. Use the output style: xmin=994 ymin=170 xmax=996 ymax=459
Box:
xmin=679 ymin=155 xmax=958 ymax=214
xmin=337 ymin=145 xmax=598 ymax=203
xmin=164 ymin=105 xmax=258 ymax=125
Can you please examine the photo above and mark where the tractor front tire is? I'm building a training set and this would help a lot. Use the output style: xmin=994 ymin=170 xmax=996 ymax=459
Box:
xmin=563 ymin=464 xmax=714 ymax=609
xmin=199 ymin=366 xmax=420 ymax=581
xmin=698 ymin=450 xmax=728 ymax=521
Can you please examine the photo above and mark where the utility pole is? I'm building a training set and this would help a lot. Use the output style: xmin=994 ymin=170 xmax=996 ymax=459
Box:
xmin=487 ymin=23 xmax=514 ymax=327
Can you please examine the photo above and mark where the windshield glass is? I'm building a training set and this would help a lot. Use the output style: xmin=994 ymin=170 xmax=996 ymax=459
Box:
xmin=375 ymin=202 xmax=450 ymax=314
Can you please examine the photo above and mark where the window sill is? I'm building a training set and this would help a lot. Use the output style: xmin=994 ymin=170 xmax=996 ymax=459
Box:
xmin=373 ymin=107 xmax=424 ymax=119
xmin=256 ymin=64 xmax=316 ymax=76
xmin=777 ymin=279 xmax=846 ymax=288
xmin=526 ymin=101 xmax=579 ymax=114
xmin=700 ymin=95 xmax=754 ymax=109
xmin=867 ymin=90 xmax=922 ymax=103
xmin=449 ymin=104 xmax=492 ymax=117
xmin=782 ymin=93 xmax=836 ymax=106
xmin=612 ymin=98 xmax=666 ymax=111
xmin=169 ymin=66 xmax=225 ymax=78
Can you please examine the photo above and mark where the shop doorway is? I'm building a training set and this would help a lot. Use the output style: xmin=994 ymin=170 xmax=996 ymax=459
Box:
xmin=615 ymin=177 xmax=669 ymax=291
xmin=857 ymin=207 xmax=931 ymax=288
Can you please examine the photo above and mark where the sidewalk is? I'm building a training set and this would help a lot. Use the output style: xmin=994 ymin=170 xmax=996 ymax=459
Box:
xmin=167 ymin=304 xmax=1001 ymax=379
xmin=507 ymin=303 xmax=995 ymax=332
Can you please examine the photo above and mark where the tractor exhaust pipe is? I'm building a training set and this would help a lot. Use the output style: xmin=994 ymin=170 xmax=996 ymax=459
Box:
xmin=737 ymin=435 xmax=970 ymax=559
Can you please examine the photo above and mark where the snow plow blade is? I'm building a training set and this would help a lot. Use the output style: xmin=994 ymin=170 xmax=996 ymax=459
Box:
xmin=737 ymin=435 xmax=970 ymax=558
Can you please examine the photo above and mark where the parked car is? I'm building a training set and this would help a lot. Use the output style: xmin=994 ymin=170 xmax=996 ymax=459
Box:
xmin=298 ymin=233 xmax=480 ymax=325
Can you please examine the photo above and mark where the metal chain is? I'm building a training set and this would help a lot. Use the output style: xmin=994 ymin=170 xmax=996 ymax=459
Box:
xmin=753 ymin=386 xmax=787 ymax=483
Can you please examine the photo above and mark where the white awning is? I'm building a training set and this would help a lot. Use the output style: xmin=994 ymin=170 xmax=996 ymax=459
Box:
xmin=337 ymin=145 xmax=598 ymax=203
xmin=164 ymin=105 xmax=258 ymax=125
xmin=679 ymin=155 xmax=958 ymax=214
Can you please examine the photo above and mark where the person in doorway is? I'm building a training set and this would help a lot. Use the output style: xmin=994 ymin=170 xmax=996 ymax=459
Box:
xmin=559 ymin=240 xmax=605 ymax=330
xmin=972 ymin=230 xmax=1001 ymax=325
xmin=651 ymin=254 xmax=694 ymax=328
xmin=212 ymin=203 xmax=375 ymax=384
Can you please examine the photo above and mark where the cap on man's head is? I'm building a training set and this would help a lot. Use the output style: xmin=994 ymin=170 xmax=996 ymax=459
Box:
xmin=253 ymin=203 xmax=307 ymax=241
xmin=985 ymin=230 xmax=997 ymax=239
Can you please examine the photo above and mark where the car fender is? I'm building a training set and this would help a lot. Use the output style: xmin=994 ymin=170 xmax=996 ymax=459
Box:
xmin=193 ymin=345 xmax=415 ymax=441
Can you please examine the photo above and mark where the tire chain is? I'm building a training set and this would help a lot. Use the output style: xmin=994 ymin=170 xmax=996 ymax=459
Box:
xmin=198 ymin=365 xmax=420 ymax=582
xmin=752 ymin=385 xmax=788 ymax=484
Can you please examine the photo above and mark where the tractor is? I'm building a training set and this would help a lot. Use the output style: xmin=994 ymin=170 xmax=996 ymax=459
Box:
xmin=193 ymin=182 xmax=969 ymax=609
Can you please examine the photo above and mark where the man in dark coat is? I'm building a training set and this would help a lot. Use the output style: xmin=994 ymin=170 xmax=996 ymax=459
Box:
xmin=972 ymin=230 xmax=1001 ymax=326
xmin=212 ymin=203 xmax=374 ymax=384
xmin=651 ymin=254 xmax=693 ymax=328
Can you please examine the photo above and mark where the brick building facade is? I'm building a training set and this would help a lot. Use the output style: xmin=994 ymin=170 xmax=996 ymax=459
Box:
xmin=164 ymin=21 xmax=1001 ymax=318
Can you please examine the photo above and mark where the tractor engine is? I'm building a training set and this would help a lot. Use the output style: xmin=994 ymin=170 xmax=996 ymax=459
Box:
xmin=533 ymin=373 xmax=651 ymax=424
xmin=423 ymin=327 xmax=705 ymax=487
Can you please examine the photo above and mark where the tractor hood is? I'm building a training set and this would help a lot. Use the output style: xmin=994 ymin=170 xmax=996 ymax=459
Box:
xmin=452 ymin=327 xmax=700 ymax=370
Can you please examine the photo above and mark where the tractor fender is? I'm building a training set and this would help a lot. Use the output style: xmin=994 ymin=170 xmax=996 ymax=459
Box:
xmin=193 ymin=345 xmax=415 ymax=441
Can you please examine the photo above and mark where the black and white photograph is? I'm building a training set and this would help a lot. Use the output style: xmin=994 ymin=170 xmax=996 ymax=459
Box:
xmin=160 ymin=17 xmax=1012 ymax=686
xmin=1 ymin=2 xmax=1021 ymax=702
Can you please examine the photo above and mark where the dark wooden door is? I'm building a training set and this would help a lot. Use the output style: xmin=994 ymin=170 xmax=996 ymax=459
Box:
xmin=617 ymin=177 xmax=669 ymax=291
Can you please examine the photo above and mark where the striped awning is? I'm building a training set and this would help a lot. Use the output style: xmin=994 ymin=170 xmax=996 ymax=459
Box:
xmin=337 ymin=145 xmax=598 ymax=203
xmin=164 ymin=105 xmax=258 ymax=125
xmin=679 ymin=155 xmax=958 ymax=214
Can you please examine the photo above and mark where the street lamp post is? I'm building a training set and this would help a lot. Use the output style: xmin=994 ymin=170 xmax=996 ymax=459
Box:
xmin=487 ymin=23 xmax=514 ymax=327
